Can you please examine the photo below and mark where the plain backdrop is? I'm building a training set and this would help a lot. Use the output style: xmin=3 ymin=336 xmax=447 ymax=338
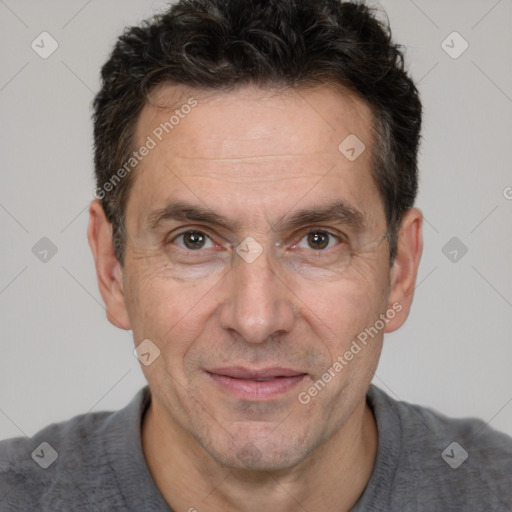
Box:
xmin=1 ymin=0 xmax=511 ymax=441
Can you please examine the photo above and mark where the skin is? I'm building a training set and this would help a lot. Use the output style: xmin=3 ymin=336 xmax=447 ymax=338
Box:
xmin=88 ymin=83 xmax=423 ymax=511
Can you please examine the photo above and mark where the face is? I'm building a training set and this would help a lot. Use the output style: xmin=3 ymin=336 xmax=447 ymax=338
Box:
xmin=102 ymin=84 xmax=409 ymax=471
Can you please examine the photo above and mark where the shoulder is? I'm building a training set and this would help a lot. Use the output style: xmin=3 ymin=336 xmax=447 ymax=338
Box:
xmin=366 ymin=385 xmax=512 ymax=510
xmin=0 ymin=387 xmax=150 ymax=511
xmin=0 ymin=408 xmax=119 ymax=510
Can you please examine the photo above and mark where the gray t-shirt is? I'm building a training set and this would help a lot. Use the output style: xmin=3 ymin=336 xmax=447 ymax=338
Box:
xmin=1 ymin=384 xmax=511 ymax=511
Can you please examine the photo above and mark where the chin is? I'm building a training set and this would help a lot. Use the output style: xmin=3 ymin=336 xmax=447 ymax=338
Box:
xmin=200 ymin=425 xmax=317 ymax=472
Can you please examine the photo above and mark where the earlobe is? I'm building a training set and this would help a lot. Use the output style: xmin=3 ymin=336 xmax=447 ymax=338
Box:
xmin=87 ymin=200 xmax=131 ymax=330
xmin=384 ymin=208 xmax=423 ymax=333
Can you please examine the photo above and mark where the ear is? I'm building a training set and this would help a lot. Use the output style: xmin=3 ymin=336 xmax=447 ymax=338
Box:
xmin=384 ymin=207 xmax=423 ymax=333
xmin=87 ymin=200 xmax=131 ymax=330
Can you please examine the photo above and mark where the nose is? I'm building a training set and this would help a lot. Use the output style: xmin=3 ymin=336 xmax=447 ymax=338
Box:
xmin=218 ymin=242 xmax=295 ymax=344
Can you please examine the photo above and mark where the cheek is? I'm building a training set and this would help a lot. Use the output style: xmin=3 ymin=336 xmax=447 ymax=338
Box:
xmin=293 ymin=268 xmax=389 ymax=359
xmin=301 ymin=281 xmax=386 ymax=380
xmin=124 ymin=266 xmax=221 ymax=365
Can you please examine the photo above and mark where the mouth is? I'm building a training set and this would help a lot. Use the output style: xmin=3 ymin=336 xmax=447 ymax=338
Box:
xmin=206 ymin=367 xmax=308 ymax=400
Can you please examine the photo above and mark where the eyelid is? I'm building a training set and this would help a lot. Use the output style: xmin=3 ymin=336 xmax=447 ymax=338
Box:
xmin=167 ymin=227 xmax=226 ymax=249
xmin=167 ymin=226 xmax=348 ymax=249
xmin=290 ymin=227 xmax=348 ymax=245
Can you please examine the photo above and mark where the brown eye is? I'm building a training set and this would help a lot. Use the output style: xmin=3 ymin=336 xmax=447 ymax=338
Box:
xmin=306 ymin=231 xmax=331 ymax=250
xmin=174 ymin=231 xmax=213 ymax=250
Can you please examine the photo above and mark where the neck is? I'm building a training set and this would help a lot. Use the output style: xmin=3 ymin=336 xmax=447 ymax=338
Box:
xmin=141 ymin=396 xmax=377 ymax=512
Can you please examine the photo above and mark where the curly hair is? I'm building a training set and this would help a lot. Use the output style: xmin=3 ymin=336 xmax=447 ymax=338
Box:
xmin=92 ymin=0 xmax=422 ymax=266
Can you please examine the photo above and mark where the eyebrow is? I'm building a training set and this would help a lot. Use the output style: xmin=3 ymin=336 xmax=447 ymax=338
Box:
xmin=146 ymin=199 xmax=366 ymax=234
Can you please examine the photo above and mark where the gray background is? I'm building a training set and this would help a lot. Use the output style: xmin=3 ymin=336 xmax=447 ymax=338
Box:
xmin=1 ymin=0 xmax=511 ymax=441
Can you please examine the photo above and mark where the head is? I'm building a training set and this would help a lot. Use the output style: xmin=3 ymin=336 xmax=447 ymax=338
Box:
xmin=88 ymin=0 xmax=423 ymax=472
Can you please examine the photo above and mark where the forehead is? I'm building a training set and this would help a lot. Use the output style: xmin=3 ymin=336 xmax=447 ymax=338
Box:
xmin=126 ymin=82 xmax=383 ymax=232
xmin=138 ymin=82 xmax=374 ymax=160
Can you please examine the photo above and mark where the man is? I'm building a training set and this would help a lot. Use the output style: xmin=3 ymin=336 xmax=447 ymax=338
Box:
xmin=1 ymin=0 xmax=511 ymax=510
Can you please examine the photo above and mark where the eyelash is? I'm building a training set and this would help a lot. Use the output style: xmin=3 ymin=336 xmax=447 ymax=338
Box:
xmin=167 ymin=228 xmax=347 ymax=252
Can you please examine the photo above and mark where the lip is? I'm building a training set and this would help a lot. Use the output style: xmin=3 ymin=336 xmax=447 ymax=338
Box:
xmin=207 ymin=366 xmax=308 ymax=400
